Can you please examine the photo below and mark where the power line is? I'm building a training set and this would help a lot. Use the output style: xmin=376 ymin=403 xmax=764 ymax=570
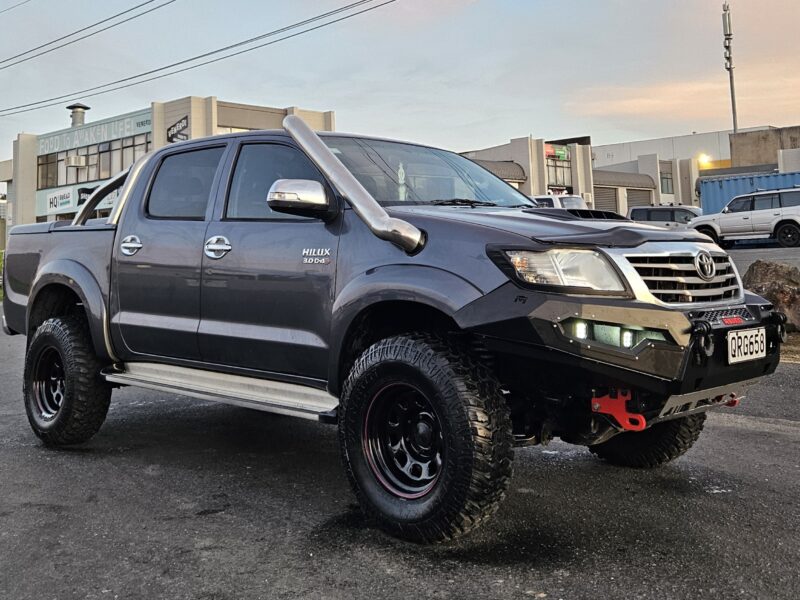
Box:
xmin=0 ymin=0 xmax=398 ymax=118
xmin=0 ymin=0 xmax=164 ymax=66
xmin=0 ymin=0 xmax=33 ymax=15
xmin=0 ymin=0 xmax=386 ymax=116
xmin=0 ymin=0 xmax=178 ymax=71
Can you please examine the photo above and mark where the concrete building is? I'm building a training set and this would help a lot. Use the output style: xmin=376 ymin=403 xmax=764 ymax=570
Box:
xmin=462 ymin=136 xmax=594 ymax=203
xmin=0 ymin=96 xmax=335 ymax=230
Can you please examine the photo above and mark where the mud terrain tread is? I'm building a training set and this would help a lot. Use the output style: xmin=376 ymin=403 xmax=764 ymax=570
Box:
xmin=339 ymin=333 xmax=513 ymax=543
xmin=589 ymin=413 xmax=706 ymax=468
xmin=24 ymin=315 xmax=111 ymax=446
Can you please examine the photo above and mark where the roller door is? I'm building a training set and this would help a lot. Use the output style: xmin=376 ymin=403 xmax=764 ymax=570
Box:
xmin=626 ymin=188 xmax=653 ymax=208
xmin=593 ymin=186 xmax=618 ymax=213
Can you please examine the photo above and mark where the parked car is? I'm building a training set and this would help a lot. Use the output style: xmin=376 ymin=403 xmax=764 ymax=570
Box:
xmin=3 ymin=117 xmax=786 ymax=543
xmin=628 ymin=205 xmax=703 ymax=230
xmin=690 ymin=188 xmax=800 ymax=247
xmin=531 ymin=194 xmax=588 ymax=210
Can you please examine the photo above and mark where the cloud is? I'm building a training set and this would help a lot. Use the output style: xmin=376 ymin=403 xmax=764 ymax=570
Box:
xmin=567 ymin=60 xmax=800 ymax=129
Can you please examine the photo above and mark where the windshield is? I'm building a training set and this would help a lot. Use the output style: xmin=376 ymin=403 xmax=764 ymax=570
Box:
xmin=322 ymin=136 xmax=534 ymax=208
xmin=560 ymin=196 xmax=586 ymax=209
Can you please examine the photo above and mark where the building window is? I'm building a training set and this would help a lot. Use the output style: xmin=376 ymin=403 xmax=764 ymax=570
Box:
xmin=37 ymin=153 xmax=58 ymax=189
xmin=546 ymin=157 xmax=572 ymax=189
xmin=660 ymin=172 xmax=674 ymax=194
xmin=37 ymin=131 xmax=154 ymax=191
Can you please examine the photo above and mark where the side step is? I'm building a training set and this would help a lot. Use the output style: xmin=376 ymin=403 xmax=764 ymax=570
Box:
xmin=104 ymin=362 xmax=339 ymax=421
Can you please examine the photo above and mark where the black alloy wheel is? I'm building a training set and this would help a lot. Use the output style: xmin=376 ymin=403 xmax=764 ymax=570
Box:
xmin=363 ymin=383 xmax=443 ymax=499
xmin=31 ymin=346 xmax=67 ymax=421
xmin=776 ymin=223 xmax=800 ymax=247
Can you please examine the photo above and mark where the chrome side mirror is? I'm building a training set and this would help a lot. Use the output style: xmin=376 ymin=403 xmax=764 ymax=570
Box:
xmin=267 ymin=179 xmax=333 ymax=219
xmin=721 ymin=206 xmax=729 ymax=213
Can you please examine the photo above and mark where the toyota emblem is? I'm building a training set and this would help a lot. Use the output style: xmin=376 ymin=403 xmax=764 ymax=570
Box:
xmin=694 ymin=251 xmax=716 ymax=281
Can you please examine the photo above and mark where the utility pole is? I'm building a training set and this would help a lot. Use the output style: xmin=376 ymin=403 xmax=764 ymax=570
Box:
xmin=722 ymin=2 xmax=738 ymax=133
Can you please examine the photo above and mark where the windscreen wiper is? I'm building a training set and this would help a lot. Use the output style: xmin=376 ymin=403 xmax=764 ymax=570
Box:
xmin=430 ymin=198 xmax=499 ymax=207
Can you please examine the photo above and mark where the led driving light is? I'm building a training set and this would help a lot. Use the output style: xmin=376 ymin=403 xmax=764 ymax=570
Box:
xmin=563 ymin=318 xmax=669 ymax=349
xmin=503 ymin=249 xmax=626 ymax=293
xmin=621 ymin=330 xmax=634 ymax=348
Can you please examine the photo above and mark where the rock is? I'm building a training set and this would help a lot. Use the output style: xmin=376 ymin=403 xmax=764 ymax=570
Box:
xmin=742 ymin=260 xmax=800 ymax=331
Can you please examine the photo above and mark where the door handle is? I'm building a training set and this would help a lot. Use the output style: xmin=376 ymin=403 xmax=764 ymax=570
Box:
xmin=204 ymin=235 xmax=232 ymax=259
xmin=742 ymin=216 xmax=749 ymax=220
xmin=120 ymin=235 xmax=143 ymax=256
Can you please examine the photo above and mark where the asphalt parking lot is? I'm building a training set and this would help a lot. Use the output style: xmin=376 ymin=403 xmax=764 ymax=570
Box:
xmin=1 ymin=324 xmax=799 ymax=600
xmin=728 ymin=244 xmax=800 ymax=274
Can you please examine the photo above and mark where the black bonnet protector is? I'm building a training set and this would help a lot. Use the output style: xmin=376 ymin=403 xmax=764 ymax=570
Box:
xmin=389 ymin=205 xmax=710 ymax=248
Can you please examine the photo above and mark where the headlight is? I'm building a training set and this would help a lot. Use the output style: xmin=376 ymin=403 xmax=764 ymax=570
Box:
xmin=504 ymin=249 xmax=626 ymax=293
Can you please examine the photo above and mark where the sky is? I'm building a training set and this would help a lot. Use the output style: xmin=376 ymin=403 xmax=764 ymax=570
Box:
xmin=1 ymin=0 xmax=799 ymax=176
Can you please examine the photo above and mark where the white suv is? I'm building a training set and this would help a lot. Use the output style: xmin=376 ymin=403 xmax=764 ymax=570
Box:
xmin=690 ymin=188 xmax=800 ymax=248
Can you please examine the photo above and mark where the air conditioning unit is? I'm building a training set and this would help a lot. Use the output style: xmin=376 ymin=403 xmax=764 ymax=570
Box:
xmin=65 ymin=155 xmax=86 ymax=168
xmin=581 ymin=191 xmax=593 ymax=207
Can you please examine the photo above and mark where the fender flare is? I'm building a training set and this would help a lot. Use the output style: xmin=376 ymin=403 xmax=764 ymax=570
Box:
xmin=328 ymin=264 xmax=485 ymax=392
xmin=28 ymin=259 xmax=115 ymax=362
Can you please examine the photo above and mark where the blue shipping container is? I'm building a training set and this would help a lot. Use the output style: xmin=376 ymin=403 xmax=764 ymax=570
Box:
xmin=699 ymin=171 xmax=800 ymax=213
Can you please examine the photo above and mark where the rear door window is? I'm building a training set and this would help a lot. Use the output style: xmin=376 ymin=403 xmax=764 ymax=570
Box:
xmin=780 ymin=191 xmax=800 ymax=208
xmin=753 ymin=194 xmax=779 ymax=211
xmin=147 ymin=147 xmax=225 ymax=219
xmin=630 ymin=208 xmax=647 ymax=220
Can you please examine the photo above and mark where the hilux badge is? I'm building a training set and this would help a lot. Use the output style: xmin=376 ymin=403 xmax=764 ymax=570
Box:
xmin=694 ymin=251 xmax=716 ymax=281
xmin=302 ymin=248 xmax=331 ymax=264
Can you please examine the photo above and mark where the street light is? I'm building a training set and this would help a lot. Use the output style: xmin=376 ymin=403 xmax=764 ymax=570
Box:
xmin=723 ymin=2 xmax=738 ymax=133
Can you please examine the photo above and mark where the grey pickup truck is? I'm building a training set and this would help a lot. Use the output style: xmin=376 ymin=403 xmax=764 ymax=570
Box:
xmin=3 ymin=116 xmax=787 ymax=543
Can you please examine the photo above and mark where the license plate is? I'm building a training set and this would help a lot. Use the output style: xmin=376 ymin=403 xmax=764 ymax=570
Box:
xmin=727 ymin=327 xmax=766 ymax=364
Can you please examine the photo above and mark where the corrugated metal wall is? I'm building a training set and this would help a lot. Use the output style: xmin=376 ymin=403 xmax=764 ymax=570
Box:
xmin=699 ymin=171 xmax=800 ymax=213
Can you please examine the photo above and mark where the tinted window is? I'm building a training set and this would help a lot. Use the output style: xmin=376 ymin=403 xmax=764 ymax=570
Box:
xmin=226 ymin=144 xmax=325 ymax=219
xmin=781 ymin=190 xmax=800 ymax=208
xmin=147 ymin=147 xmax=224 ymax=219
xmin=630 ymin=208 xmax=647 ymax=220
xmin=727 ymin=197 xmax=751 ymax=213
xmin=674 ymin=209 xmax=696 ymax=224
xmin=536 ymin=197 xmax=554 ymax=207
xmin=753 ymin=194 xmax=779 ymax=211
xmin=650 ymin=209 xmax=674 ymax=221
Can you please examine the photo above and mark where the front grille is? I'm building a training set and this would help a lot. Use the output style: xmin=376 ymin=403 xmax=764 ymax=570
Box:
xmin=626 ymin=254 xmax=741 ymax=304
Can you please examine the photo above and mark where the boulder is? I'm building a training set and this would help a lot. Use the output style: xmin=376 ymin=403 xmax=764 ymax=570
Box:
xmin=742 ymin=260 xmax=800 ymax=331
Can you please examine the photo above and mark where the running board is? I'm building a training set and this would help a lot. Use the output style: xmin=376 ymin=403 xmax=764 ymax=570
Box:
xmin=104 ymin=362 xmax=339 ymax=421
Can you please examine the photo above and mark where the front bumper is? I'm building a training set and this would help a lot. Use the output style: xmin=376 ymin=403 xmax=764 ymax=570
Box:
xmin=455 ymin=282 xmax=783 ymax=403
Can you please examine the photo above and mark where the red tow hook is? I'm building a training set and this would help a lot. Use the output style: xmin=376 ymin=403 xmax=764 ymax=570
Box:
xmin=724 ymin=393 xmax=741 ymax=408
xmin=591 ymin=389 xmax=647 ymax=432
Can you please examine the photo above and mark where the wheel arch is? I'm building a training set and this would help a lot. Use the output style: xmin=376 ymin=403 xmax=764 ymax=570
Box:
xmin=773 ymin=218 xmax=800 ymax=236
xmin=27 ymin=260 xmax=114 ymax=362
xmin=329 ymin=265 xmax=484 ymax=396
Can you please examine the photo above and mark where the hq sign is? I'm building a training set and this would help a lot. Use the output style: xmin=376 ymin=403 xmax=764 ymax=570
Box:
xmin=46 ymin=188 xmax=73 ymax=213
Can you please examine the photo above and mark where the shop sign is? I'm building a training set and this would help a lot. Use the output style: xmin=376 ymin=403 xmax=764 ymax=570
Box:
xmin=46 ymin=188 xmax=74 ymax=213
xmin=167 ymin=115 xmax=189 ymax=143
xmin=37 ymin=109 xmax=152 ymax=155
xmin=545 ymin=144 xmax=570 ymax=161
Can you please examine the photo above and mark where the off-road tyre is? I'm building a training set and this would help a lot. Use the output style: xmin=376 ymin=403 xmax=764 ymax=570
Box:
xmin=776 ymin=222 xmax=800 ymax=248
xmin=24 ymin=315 xmax=112 ymax=446
xmin=339 ymin=333 xmax=513 ymax=543
xmin=589 ymin=413 xmax=706 ymax=468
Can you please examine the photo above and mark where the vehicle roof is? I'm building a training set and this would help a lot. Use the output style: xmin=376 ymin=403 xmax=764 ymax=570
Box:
xmin=160 ymin=128 xmax=445 ymax=152
xmin=733 ymin=187 xmax=800 ymax=198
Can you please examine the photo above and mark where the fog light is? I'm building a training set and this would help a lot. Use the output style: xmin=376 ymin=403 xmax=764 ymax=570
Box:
xmin=574 ymin=320 xmax=589 ymax=340
xmin=621 ymin=330 xmax=634 ymax=348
